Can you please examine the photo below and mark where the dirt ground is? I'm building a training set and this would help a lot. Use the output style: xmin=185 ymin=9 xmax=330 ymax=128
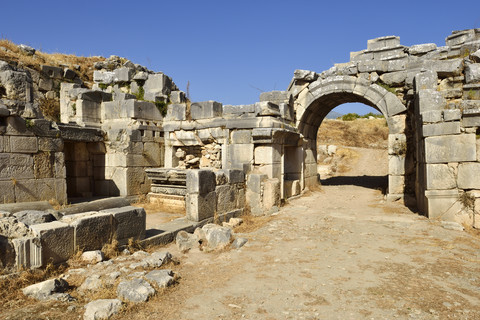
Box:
xmin=2 ymin=147 xmax=480 ymax=320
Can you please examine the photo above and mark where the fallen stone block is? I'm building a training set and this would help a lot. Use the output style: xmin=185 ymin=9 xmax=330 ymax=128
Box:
xmin=231 ymin=237 xmax=248 ymax=249
xmin=81 ymin=250 xmax=105 ymax=263
xmin=29 ymin=221 xmax=74 ymax=265
xmin=190 ymin=101 xmax=222 ymax=119
xmin=145 ymin=269 xmax=174 ymax=288
xmin=84 ymin=299 xmax=123 ymax=320
xmin=70 ymin=212 xmax=113 ymax=251
xmin=79 ymin=274 xmax=102 ymax=291
xmin=175 ymin=230 xmax=199 ymax=253
xmin=202 ymin=224 xmax=233 ymax=251
xmin=22 ymin=278 xmax=69 ymax=300
xmin=144 ymin=251 xmax=172 ymax=268
xmin=117 ymin=278 xmax=155 ymax=303
xmin=13 ymin=210 xmax=56 ymax=227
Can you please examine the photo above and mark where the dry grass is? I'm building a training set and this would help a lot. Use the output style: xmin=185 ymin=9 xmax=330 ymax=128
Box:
xmin=101 ymin=239 xmax=120 ymax=260
xmin=38 ymin=97 xmax=60 ymax=122
xmin=318 ymin=118 xmax=388 ymax=149
xmin=234 ymin=213 xmax=274 ymax=234
xmin=0 ymin=38 xmax=105 ymax=86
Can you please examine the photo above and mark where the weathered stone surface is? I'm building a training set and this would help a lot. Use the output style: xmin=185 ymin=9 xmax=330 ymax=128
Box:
xmin=30 ymin=221 xmax=74 ymax=265
xmin=81 ymin=250 xmax=105 ymax=263
xmin=84 ymin=299 xmax=123 ymax=320
xmin=117 ymin=278 xmax=155 ymax=302
xmin=443 ymin=109 xmax=461 ymax=121
xmin=425 ymin=134 xmax=476 ymax=163
xmin=421 ymin=110 xmax=442 ymax=123
xmin=190 ymin=101 xmax=222 ymax=119
xmin=202 ymin=224 xmax=233 ymax=250
xmin=367 ymin=36 xmax=400 ymax=51
xmin=414 ymin=70 xmax=437 ymax=91
xmin=13 ymin=210 xmax=55 ymax=226
xmin=223 ymin=104 xmax=255 ymax=115
xmin=216 ymin=185 xmax=237 ymax=214
xmin=9 ymin=136 xmax=38 ymax=153
xmin=186 ymin=169 xmax=216 ymax=195
xmin=165 ymin=104 xmax=186 ymax=121
xmin=417 ymin=90 xmax=446 ymax=113
xmin=294 ymin=70 xmax=317 ymax=81
xmin=231 ymin=237 xmax=248 ymax=249
xmin=426 ymin=164 xmax=456 ymax=190
xmin=144 ymin=251 xmax=171 ymax=268
xmin=100 ymin=206 xmax=145 ymax=245
xmin=145 ymin=269 xmax=174 ymax=288
xmin=472 ymin=49 xmax=480 ymax=63
xmin=185 ymin=192 xmax=216 ymax=222
xmin=175 ymin=231 xmax=199 ymax=252
xmin=22 ymin=278 xmax=69 ymax=300
xmin=79 ymin=274 xmax=102 ymax=291
xmin=231 ymin=130 xmax=252 ymax=144
xmin=458 ymin=163 xmax=480 ymax=189
xmin=465 ymin=63 xmax=480 ymax=84
xmin=408 ymin=43 xmax=437 ymax=55
xmin=422 ymin=122 xmax=460 ymax=137
xmin=388 ymin=155 xmax=405 ymax=175
xmin=255 ymin=101 xmax=280 ymax=117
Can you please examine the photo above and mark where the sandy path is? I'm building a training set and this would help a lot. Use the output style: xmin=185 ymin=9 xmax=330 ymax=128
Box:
xmin=124 ymin=148 xmax=480 ymax=320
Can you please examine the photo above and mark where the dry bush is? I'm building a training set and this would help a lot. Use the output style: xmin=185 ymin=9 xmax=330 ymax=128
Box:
xmin=102 ymin=239 xmax=120 ymax=260
xmin=0 ymin=38 xmax=105 ymax=85
xmin=318 ymin=118 xmax=388 ymax=149
xmin=38 ymin=97 xmax=60 ymax=122
xmin=234 ymin=213 xmax=274 ymax=234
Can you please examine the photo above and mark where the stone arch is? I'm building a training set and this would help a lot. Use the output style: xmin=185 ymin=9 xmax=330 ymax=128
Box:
xmin=292 ymin=75 xmax=408 ymax=199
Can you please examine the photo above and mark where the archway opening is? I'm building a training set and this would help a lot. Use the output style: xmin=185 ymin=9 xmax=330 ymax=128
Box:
xmin=316 ymin=102 xmax=389 ymax=193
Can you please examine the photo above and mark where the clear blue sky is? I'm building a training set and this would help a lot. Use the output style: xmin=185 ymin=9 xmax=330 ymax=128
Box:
xmin=1 ymin=0 xmax=479 ymax=114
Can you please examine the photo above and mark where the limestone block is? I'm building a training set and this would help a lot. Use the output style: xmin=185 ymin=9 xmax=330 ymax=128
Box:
xmin=12 ymin=237 xmax=42 ymax=269
xmin=37 ymin=178 xmax=57 ymax=201
xmin=216 ymin=185 xmax=237 ymax=214
xmin=463 ymin=115 xmax=480 ymax=127
xmin=294 ymin=70 xmax=317 ymax=81
xmin=227 ymin=144 xmax=254 ymax=167
xmin=259 ymin=91 xmax=288 ymax=103
xmin=417 ymin=90 xmax=446 ymax=113
xmin=165 ymin=104 xmax=186 ymax=121
xmin=30 ymin=221 xmax=74 ymax=265
xmin=126 ymin=167 xmax=150 ymax=195
xmin=379 ymin=71 xmax=407 ymax=86
xmin=425 ymin=134 xmax=476 ymax=163
xmin=186 ymin=169 xmax=216 ymax=195
xmin=186 ymin=191 xmax=216 ymax=222
xmin=14 ymin=180 xmax=40 ymax=202
xmin=41 ymin=65 xmax=63 ymax=79
xmin=255 ymin=101 xmax=281 ymax=117
xmin=372 ymin=47 xmax=406 ymax=61
xmin=263 ymin=178 xmax=281 ymax=210
xmin=422 ymin=122 xmax=460 ymax=137
xmin=388 ymin=175 xmax=404 ymax=195
xmin=408 ymin=43 xmax=437 ymax=55
xmin=256 ymin=163 xmax=282 ymax=179
xmin=225 ymin=169 xmax=245 ymax=184
xmin=100 ymin=206 xmax=146 ymax=244
xmin=443 ymin=109 xmax=461 ymax=122
xmin=421 ymin=110 xmax=442 ymax=123
xmin=54 ymin=179 xmax=67 ymax=204
xmin=71 ymin=212 xmax=113 ymax=251
xmin=247 ymin=174 xmax=267 ymax=194
xmin=0 ymin=180 xmax=15 ymax=203
xmin=144 ymin=73 xmax=171 ymax=96
xmin=414 ymin=70 xmax=437 ymax=91
xmin=284 ymin=180 xmax=301 ymax=198
xmin=113 ymin=67 xmax=133 ymax=82
xmin=143 ymin=142 xmax=163 ymax=167
xmin=223 ymin=104 xmax=255 ymax=115
xmin=38 ymin=78 xmax=53 ymax=91
xmin=93 ymin=71 xmax=115 ymax=84
xmin=33 ymin=152 xmax=54 ymax=179
xmin=254 ymin=145 xmax=281 ymax=164
xmin=388 ymin=134 xmax=406 ymax=155
xmin=231 ymin=130 xmax=252 ymax=144
xmin=279 ymin=102 xmax=294 ymax=121
xmin=367 ymin=36 xmax=400 ymax=51
xmin=457 ymin=163 xmax=480 ymax=189
xmin=426 ymin=164 xmax=456 ymax=190
xmin=38 ymin=137 xmax=63 ymax=152
xmin=9 ymin=136 xmax=38 ymax=153
xmin=465 ymin=63 xmax=480 ymax=84
xmin=425 ymin=189 xmax=462 ymax=220
xmin=170 ymin=91 xmax=186 ymax=104
xmin=190 ymin=101 xmax=222 ymax=119
xmin=388 ymin=155 xmax=405 ymax=175
xmin=0 ymin=153 xmax=34 ymax=180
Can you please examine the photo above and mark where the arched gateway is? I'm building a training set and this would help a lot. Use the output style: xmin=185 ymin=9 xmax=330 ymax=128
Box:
xmin=289 ymin=74 xmax=408 ymax=200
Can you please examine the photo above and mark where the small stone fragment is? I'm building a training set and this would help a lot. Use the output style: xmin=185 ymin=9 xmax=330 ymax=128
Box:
xmin=117 ymin=278 xmax=155 ymax=302
xmin=84 ymin=299 xmax=122 ymax=320
xmin=145 ymin=269 xmax=174 ymax=288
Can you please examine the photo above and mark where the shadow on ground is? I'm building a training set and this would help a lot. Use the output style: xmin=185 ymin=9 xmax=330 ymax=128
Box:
xmin=321 ymin=175 xmax=388 ymax=194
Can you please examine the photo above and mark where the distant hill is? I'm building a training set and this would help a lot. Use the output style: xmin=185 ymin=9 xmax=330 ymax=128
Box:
xmin=325 ymin=110 xmax=342 ymax=119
